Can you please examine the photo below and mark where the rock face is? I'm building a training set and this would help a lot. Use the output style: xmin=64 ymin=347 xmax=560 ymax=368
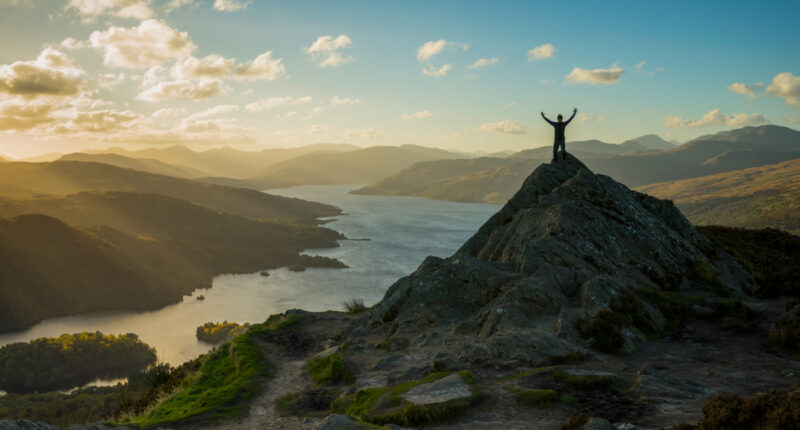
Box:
xmin=356 ymin=154 xmax=754 ymax=364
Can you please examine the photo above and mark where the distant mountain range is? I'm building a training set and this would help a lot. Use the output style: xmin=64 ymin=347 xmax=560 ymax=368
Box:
xmin=249 ymin=144 xmax=466 ymax=188
xmin=356 ymin=126 xmax=800 ymax=211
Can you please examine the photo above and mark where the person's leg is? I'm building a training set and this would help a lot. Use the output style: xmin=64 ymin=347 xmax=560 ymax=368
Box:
xmin=552 ymin=141 xmax=558 ymax=162
xmin=560 ymin=140 xmax=566 ymax=160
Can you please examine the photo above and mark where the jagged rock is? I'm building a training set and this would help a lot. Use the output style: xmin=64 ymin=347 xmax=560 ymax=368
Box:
xmin=402 ymin=373 xmax=473 ymax=405
xmin=633 ymin=366 xmax=707 ymax=400
xmin=0 ymin=421 xmax=61 ymax=430
xmin=352 ymin=154 xmax=754 ymax=363
xmin=315 ymin=414 xmax=378 ymax=429
xmin=582 ymin=418 xmax=613 ymax=430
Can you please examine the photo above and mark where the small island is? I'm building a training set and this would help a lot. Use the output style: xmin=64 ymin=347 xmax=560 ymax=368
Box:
xmin=0 ymin=332 xmax=156 ymax=394
xmin=196 ymin=321 xmax=250 ymax=344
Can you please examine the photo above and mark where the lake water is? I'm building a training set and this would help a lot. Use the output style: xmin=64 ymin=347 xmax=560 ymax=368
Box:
xmin=0 ymin=185 xmax=499 ymax=368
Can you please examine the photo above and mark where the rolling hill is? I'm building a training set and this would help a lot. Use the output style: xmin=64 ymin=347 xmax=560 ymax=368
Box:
xmin=0 ymin=160 xmax=340 ymax=222
xmin=59 ymin=153 xmax=207 ymax=178
xmin=86 ymin=143 xmax=360 ymax=178
xmin=356 ymin=125 xmax=800 ymax=206
xmin=251 ymin=144 xmax=466 ymax=187
xmin=637 ymin=158 xmax=800 ymax=234
xmin=0 ymin=191 xmax=344 ymax=332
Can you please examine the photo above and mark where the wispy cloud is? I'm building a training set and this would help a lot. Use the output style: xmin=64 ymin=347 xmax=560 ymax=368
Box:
xmin=213 ymin=0 xmax=251 ymax=12
xmin=565 ymin=63 xmax=624 ymax=85
xmin=467 ymin=58 xmax=499 ymax=70
xmin=401 ymin=110 xmax=433 ymax=119
xmin=344 ymin=128 xmax=383 ymax=139
xmin=664 ymin=108 xmax=769 ymax=127
xmin=766 ymin=72 xmax=800 ymax=108
xmin=528 ymin=43 xmax=555 ymax=61
xmin=86 ymin=20 xmax=196 ymax=69
xmin=309 ymin=124 xmax=328 ymax=134
xmin=479 ymin=120 xmax=525 ymax=134
xmin=422 ymin=63 xmax=452 ymax=77
xmin=573 ymin=113 xmax=605 ymax=123
xmin=331 ymin=96 xmax=361 ymax=106
xmin=727 ymin=82 xmax=765 ymax=98
xmin=416 ymin=39 xmax=468 ymax=62
xmin=306 ymin=35 xmax=354 ymax=68
xmin=65 ymin=0 xmax=154 ymax=22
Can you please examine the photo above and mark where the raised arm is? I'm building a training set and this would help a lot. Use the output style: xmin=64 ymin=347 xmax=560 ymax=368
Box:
xmin=563 ymin=108 xmax=577 ymax=125
xmin=541 ymin=112 xmax=555 ymax=126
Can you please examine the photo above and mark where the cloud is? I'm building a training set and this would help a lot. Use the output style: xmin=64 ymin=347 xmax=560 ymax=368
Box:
xmin=213 ymin=0 xmax=251 ymax=11
xmin=331 ymin=96 xmax=361 ymax=106
xmin=635 ymin=61 xmax=646 ymax=72
xmin=417 ymin=39 xmax=467 ymax=62
xmin=479 ymin=120 xmax=526 ymax=134
xmin=137 ymin=78 xmax=226 ymax=101
xmin=565 ymin=64 xmax=625 ymax=85
xmin=664 ymin=108 xmax=769 ymax=127
xmin=344 ymin=128 xmax=383 ymax=139
xmin=528 ymin=43 xmax=555 ymax=61
xmin=53 ymin=109 xmax=145 ymax=134
xmin=66 ymin=0 xmax=154 ymax=21
xmin=306 ymin=35 xmax=353 ymax=68
xmin=467 ymin=58 xmax=499 ymax=70
xmin=0 ymin=48 xmax=84 ymax=98
xmin=171 ymin=55 xmax=235 ymax=79
xmin=233 ymin=51 xmax=286 ymax=80
xmin=727 ymin=82 xmax=765 ymax=98
xmin=189 ymin=104 xmax=239 ymax=119
xmin=309 ymin=124 xmax=328 ymax=134
xmin=422 ymin=63 xmax=452 ymax=78
xmin=504 ymin=102 xmax=517 ymax=108
xmin=88 ymin=19 xmax=196 ymax=68
xmin=573 ymin=113 xmax=605 ymax=123
xmin=401 ymin=110 xmax=433 ymax=119
xmin=539 ymin=79 xmax=554 ymax=85
xmin=0 ymin=99 xmax=57 ymax=131
xmin=151 ymin=107 xmax=186 ymax=118
xmin=163 ymin=0 xmax=194 ymax=13
xmin=244 ymin=96 xmax=310 ymax=112
xmin=98 ymin=72 xmax=125 ymax=89
xmin=766 ymin=72 xmax=800 ymax=108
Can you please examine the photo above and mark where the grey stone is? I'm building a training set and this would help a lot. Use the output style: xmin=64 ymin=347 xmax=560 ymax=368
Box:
xmin=582 ymin=418 xmax=613 ymax=430
xmin=634 ymin=366 xmax=707 ymax=400
xmin=402 ymin=373 xmax=472 ymax=405
xmin=315 ymin=414 xmax=375 ymax=430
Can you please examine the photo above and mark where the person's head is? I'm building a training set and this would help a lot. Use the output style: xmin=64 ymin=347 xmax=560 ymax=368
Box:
xmin=557 ymin=114 xmax=563 ymax=122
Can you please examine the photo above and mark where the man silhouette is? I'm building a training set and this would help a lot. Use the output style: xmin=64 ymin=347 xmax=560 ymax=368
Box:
xmin=541 ymin=108 xmax=577 ymax=162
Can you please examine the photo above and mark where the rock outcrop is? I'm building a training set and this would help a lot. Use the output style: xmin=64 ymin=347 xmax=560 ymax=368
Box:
xmin=353 ymin=154 xmax=754 ymax=365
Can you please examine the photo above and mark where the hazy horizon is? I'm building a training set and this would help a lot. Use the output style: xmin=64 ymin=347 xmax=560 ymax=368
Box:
xmin=1 ymin=1 xmax=799 ymax=159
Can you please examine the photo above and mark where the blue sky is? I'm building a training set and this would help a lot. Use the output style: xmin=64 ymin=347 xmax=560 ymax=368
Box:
xmin=0 ymin=0 xmax=798 ymax=158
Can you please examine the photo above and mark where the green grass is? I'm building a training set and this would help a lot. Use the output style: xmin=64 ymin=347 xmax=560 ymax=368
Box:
xmin=342 ymin=298 xmax=367 ymax=314
xmin=332 ymin=371 xmax=480 ymax=426
xmin=691 ymin=259 xmax=728 ymax=297
xmin=507 ymin=388 xmax=559 ymax=406
xmin=123 ymin=315 xmax=301 ymax=427
xmin=551 ymin=369 xmax=615 ymax=390
xmin=307 ymin=353 xmax=355 ymax=386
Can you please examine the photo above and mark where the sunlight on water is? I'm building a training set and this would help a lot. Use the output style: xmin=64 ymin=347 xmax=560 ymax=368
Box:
xmin=0 ymin=185 xmax=499 ymax=368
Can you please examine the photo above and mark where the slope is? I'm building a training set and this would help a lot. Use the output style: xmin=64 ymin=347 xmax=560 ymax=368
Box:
xmin=0 ymin=160 xmax=340 ymax=222
xmin=251 ymin=144 xmax=466 ymax=187
xmin=637 ymin=158 xmax=800 ymax=234
xmin=59 ymin=153 xmax=208 ymax=178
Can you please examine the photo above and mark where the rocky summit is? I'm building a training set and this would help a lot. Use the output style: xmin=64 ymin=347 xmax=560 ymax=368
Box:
xmin=358 ymin=154 xmax=753 ymax=364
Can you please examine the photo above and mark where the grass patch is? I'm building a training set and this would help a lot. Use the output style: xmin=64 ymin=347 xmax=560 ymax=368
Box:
xmin=697 ymin=226 xmax=800 ymax=299
xmin=576 ymin=311 xmax=626 ymax=353
xmin=332 ymin=371 xmax=480 ymax=426
xmin=680 ymin=388 xmax=800 ymax=429
xmin=507 ymin=388 xmax=560 ymax=407
xmin=691 ymin=259 xmax=728 ymax=297
xmin=307 ymin=353 xmax=355 ymax=387
xmin=552 ymin=369 xmax=615 ymax=391
xmin=343 ymin=298 xmax=367 ymax=314
xmin=769 ymin=308 xmax=800 ymax=357
xmin=640 ymin=288 xmax=703 ymax=331
xmin=122 ymin=315 xmax=300 ymax=427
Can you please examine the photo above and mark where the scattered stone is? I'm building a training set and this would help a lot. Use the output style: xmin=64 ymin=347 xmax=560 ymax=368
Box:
xmin=634 ymin=366 xmax=706 ymax=400
xmin=402 ymin=373 xmax=473 ymax=405
xmin=315 ymin=414 xmax=377 ymax=430
xmin=582 ymin=418 xmax=613 ymax=430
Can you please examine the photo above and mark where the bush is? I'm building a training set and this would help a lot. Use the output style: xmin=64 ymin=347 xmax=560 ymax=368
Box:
xmin=694 ymin=388 xmax=800 ymax=430
xmin=196 ymin=321 xmax=250 ymax=344
xmin=770 ymin=308 xmax=800 ymax=356
xmin=343 ymin=298 xmax=367 ymax=314
xmin=307 ymin=353 xmax=355 ymax=386
xmin=576 ymin=311 xmax=626 ymax=353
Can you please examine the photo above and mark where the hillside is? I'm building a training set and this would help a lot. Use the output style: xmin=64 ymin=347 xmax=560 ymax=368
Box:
xmin=0 ymin=192 xmax=344 ymax=332
xmin=0 ymin=160 xmax=340 ymax=222
xmin=58 ymin=153 xmax=207 ymax=178
xmin=251 ymin=144 xmax=466 ymax=187
xmin=637 ymin=158 xmax=800 ymax=234
xmin=356 ymin=125 xmax=800 ymax=207
xmin=86 ymin=143 xmax=360 ymax=178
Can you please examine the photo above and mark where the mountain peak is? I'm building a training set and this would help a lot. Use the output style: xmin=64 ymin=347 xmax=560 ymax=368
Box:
xmin=357 ymin=153 xmax=754 ymax=364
